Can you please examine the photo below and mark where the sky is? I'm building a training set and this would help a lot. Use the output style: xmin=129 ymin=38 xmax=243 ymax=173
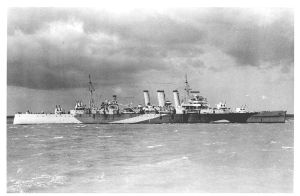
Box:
xmin=7 ymin=7 xmax=294 ymax=114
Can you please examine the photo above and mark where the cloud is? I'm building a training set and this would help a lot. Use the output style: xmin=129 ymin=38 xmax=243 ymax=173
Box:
xmin=7 ymin=8 xmax=294 ymax=90
xmin=7 ymin=30 xmax=167 ymax=89
xmin=8 ymin=8 xmax=73 ymax=35
xmin=261 ymin=95 xmax=268 ymax=100
xmin=224 ymin=14 xmax=294 ymax=67
xmin=193 ymin=8 xmax=294 ymax=67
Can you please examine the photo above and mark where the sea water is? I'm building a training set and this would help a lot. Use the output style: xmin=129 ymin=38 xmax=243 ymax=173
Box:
xmin=7 ymin=121 xmax=294 ymax=192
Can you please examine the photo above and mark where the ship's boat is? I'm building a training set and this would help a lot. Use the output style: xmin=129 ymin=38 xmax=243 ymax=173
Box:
xmin=13 ymin=75 xmax=287 ymax=124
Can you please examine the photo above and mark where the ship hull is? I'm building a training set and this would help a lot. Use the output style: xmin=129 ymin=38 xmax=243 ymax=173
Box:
xmin=246 ymin=111 xmax=287 ymax=123
xmin=13 ymin=114 xmax=81 ymax=124
xmin=13 ymin=111 xmax=286 ymax=124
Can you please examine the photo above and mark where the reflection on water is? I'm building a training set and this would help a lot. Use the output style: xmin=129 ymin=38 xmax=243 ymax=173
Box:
xmin=7 ymin=122 xmax=293 ymax=192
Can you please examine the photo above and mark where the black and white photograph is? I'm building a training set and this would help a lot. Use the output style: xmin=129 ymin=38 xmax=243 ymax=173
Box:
xmin=6 ymin=3 xmax=294 ymax=193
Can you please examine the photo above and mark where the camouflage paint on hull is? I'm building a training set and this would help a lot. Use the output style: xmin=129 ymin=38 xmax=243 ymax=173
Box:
xmin=74 ymin=111 xmax=286 ymax=124
xmin=13 ymin=111 xmax=286 ymax=124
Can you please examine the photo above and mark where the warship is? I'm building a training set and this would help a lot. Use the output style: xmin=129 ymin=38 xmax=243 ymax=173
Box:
xmin=13 ymin=75 xmax=286 ymax=124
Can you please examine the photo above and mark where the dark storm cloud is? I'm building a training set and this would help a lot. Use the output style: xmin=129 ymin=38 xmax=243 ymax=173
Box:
xmin=7 ymin=32 xmax=167 ymax=89
xmin=100 ymin=16 xmax=203 ymax=45
xmin=198 ymin=8 xmax=294 ymax=67
xmin=7 ymin=8 xmax=293 ymax=90
xmin=8 ymin=8 xmax=204 ymax=44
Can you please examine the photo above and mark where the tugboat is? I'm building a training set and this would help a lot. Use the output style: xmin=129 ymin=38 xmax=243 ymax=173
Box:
xmin=13 ymin=74 xmax=286 ymax=124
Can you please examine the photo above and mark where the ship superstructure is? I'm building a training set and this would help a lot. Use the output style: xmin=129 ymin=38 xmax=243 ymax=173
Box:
xmin=13 ymin=75 xmax=286 ymax=124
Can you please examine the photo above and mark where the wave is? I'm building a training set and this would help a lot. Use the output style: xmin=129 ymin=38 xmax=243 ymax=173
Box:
xmin=17 ymin=168 xmax=23 ymax=174
xmin=75 ymin=125 xmax=87 ymax=128
xmin=32 ymin=153 xmax=44 ymax=157
xmin=203 ymin=141 xmax=227 ymax=146
xmin=53 ymin=136 xmax=63 ymax=139
xmin=97 ymin=135 xmax=113 ymax=138
xmin=7 ymin=175 xmax=68 ymax=193
xmin=270 ymin=140 xmax=277 ymax=144
xmin=24 ymin=135 xmax=35 ymax=138
xmin=149 ymin=156 xmax=190 ymax=167
xmin=84 ymin=172 xmax=105 ymax=183
xmin=282 ymin=146 xmax=293 ymax=149
xmin=147 ymin=144 xmax=164 ymax=149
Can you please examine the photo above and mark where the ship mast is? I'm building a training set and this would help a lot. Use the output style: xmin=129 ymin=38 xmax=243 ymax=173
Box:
xmin=184 ymin=74 xmax=192 ymax=102
xmin=88 ymin=74 xmax=95 ymax=109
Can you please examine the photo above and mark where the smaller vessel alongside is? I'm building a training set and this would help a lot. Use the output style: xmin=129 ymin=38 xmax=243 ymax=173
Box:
xmin=13 ymin=75 xmax=286 ymax=124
